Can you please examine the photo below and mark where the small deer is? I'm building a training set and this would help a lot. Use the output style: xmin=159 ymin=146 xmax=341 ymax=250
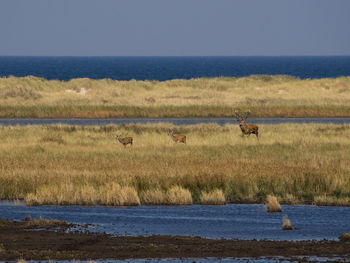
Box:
xmin=168 ymin=130 xmax=186 ymax=144
xmin=116 ymin=134 xmax=133 ymax=148
xmin=234 ymin=110 xmax=259 ymax=139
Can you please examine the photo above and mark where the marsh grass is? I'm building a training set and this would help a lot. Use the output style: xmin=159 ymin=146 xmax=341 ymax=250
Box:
xmin=167 ymin=186 xmax=193 ymax=205
xmin=266 ymin=195 xmax=282 ymax=213
xmin=0 ymin=123 xmax=349 ymax=206
xmin=200 ymin=189 xmax=226 ymax=205
xmin=313 ymin=195 xmax=350 ymax=206
xmin=282 ymin=215 xmax=293 ymax=230
xmin=25 ymin=183 xmax=140 ymax=206
xmin=140 ymin=189 xmax=167 ymax=205
xmin=1 ymin=75 xmax=350 ymax=118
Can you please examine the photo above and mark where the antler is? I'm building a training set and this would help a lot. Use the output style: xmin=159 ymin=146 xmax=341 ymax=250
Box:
xmin=243 ymin=110 xmax=251 ymax=120
xmin=234 ymin=110 xmax=241 ymax=120
xmin=234 ymin=110 xmax=251 ymax=120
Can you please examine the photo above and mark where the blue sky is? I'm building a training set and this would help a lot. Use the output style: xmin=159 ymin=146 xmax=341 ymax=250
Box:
xmin=1 ymin=0 xmax=349 ymax=56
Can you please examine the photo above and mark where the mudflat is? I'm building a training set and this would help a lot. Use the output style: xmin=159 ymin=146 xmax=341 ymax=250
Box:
xmin=1 ymin=218 xmax=350 ymax=260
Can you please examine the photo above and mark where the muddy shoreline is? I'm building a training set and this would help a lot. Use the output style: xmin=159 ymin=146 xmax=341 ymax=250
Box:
xmin=1 ymin=218 xmax=350 ymax=261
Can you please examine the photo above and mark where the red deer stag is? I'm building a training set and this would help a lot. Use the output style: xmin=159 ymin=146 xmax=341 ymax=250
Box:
xmin=116 ymin=135 xmax=133 ymax=148
xmin=234 ymin=110 xmax=259 ymax=140
xmin=168 ymin=130 xmax=186 ymax=144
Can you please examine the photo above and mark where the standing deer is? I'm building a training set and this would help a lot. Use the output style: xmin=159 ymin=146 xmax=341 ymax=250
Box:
xmin=234 ymin=110 xmax=259 ymax=139
xmin=116 ymin=134 xmax=133 ymax=148
xmin=168 ymin=130 xmax=186 ymax=144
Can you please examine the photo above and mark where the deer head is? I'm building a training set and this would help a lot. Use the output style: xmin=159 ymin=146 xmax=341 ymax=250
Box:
xmin=234 ymin=110 xmax=250 ymax=123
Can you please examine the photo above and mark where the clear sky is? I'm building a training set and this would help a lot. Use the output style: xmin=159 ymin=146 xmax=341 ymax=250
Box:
xmin=1 ymin=0 xmax=349 ymax=56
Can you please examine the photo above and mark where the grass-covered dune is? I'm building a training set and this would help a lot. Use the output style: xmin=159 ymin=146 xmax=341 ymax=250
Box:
xmin=0 ymin=123 xmax=349 ymax=206
xmin=0 ymin=75 xmax=350 ymax=118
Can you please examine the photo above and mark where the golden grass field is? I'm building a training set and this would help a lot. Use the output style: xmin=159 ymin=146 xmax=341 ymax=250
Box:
xmin=0 ymin=75 xmax=350 ymax=118
xmin=0 ymin=123 xmax=349 ymax=206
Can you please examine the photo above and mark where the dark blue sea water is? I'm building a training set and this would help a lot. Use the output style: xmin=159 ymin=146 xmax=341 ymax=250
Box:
xmin=0 ymin=56 xmax=350 ymax=81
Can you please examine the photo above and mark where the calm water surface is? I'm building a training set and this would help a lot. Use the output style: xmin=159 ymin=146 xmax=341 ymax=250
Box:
xmin=1 ymin=203 xmax=350 ymax=241
xmin=1 ymin=118 xmax=350 ymax=126
xmin=1 ymin=56 xmax=350 ymax=80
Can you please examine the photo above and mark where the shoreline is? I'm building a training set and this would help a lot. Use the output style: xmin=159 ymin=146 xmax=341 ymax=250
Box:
xmin=0 ymin=218 xmax=350 ymax=260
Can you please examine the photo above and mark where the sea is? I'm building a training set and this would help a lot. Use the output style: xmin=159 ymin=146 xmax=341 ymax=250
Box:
xmin=0 ymin=56 xmax=350 ymax=81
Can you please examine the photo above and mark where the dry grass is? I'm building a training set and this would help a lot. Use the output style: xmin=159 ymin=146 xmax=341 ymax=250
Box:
xmin=282 ymin=215 xmax=293 ymax=230
xmin=26 ymin=183 xmax=140 ymax=206
xmin=313 ymin=195 xmax=350 ymax=206
xmin=140 ymin=189 xmax=167 ymax=205
xmin=0 ymin=75 xmax=350 ymax=117
xmin=200 ymin=189 xmax=226 ymax=205
xmin=0 ymin=122 xmax=349 ymax=206
xmin=266 ymin=195 xmax=282 ymax=213
xmin=167 ymin=186 xmax=193 ymax=205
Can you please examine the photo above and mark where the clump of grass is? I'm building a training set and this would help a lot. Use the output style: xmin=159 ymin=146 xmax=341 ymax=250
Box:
xmin=339 ymin=233 xmax=350 ymax=242
xmin=101 ymin=183 xmax=140 ymax=206
xmin=200 ymin=189 xmax=226 ymax=205
xmin=24 ymin=215 xmax=32 ymax=222
xmin=282 ymin=215 xmax=293 ymax=230
xmin=266 ymin=195 xmax=282 ymax=213
xmin=16 ymin=259 xmax=26 ymax=263
xmin=140 ymin=188 xmax=167 ymax=205
xmin=28 ymin=216 xmax=67 ymax=227
xmin=167 ymin=186 xmax=193 ymax=205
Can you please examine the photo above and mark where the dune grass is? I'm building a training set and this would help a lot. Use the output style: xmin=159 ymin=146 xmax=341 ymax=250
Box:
xmin=1 ymin=75 xmax=350 ymax=118
xmin=0 ymin=122 xmax=349 ymax=206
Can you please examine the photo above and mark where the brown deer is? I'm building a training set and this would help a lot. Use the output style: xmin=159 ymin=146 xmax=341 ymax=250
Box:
xmin=116 ymin=135 xmax=133 ymax=148
xmin=234 ymin=110 xmax=259 ymax=139
xmin=168 ymin=130 xmax=186 ymax=144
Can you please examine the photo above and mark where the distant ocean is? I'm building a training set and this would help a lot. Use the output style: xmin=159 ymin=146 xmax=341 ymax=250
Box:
xmin=0 ymin=56 xmax=349 ymax=81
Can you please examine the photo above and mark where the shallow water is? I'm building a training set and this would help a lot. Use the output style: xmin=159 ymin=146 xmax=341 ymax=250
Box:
xmin=1 ymin=203 xmax=350 ymax=241
xmin=1 ymin=118 xmax=350 ymax=126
